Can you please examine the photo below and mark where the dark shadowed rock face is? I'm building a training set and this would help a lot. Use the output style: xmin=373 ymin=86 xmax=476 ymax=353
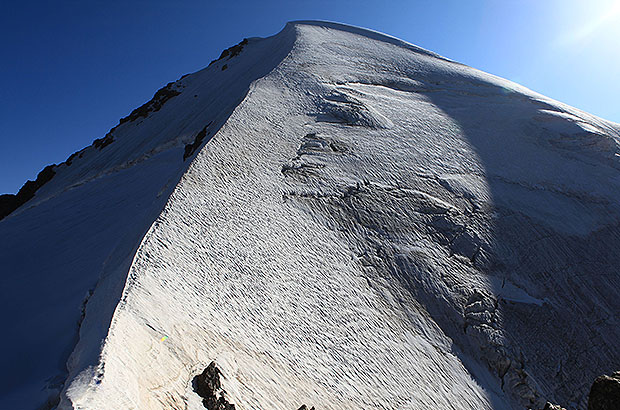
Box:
xmin=118 ymin=82 xmax=181 ymax=126
xmin=92 ymin=133 xmax=114 ymax=150
xmin=0 ymin=164 xmax=56 ymax=220
xmin=193 ymin=362 xmax=235 ymax=410
xmin=0 ymin=194 xmax=17 ymax=220
xmin=588 ymin=371 xmax=620 ymax=410
xmin=183 ymin=122 xmax=212 ymax=160
xmin=208 ymin=38 xmax=249 ymax=66
xmin=195 ymin=362 xmax=220 ymax=400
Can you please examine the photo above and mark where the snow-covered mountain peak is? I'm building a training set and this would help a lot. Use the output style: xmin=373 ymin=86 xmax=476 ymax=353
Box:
xmin=2 ymin=21 xmax=619 ymax=410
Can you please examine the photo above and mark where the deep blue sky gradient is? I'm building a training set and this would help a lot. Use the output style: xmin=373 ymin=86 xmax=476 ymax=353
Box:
xmin=1 ymin=0 xmax=619 ymax=193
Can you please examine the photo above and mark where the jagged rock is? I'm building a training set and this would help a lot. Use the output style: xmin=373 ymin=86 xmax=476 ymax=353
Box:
xmin=298 ymin=405 xmax=315 ymax=410
xmin=195 ymin=362 xmax=220 ymax=400
xmin=587 ymin=371 xmax=620 ymax=410
xmin=118 ymin=81 xmax=181 ymax=125
xmin=92 ymin=133 xmax=114 ymax=150
xmin=209 ymin=38 xmax=249 ymax=66
xmin=184 ymin=122 xmax=212 ymax=160
xmin=65 ymin=148 xmax=85 ymax=166
xmin=0 ymin=164 xmax=56 ymax=220
xmin=194 ymin=362 xmax=235 ymax=410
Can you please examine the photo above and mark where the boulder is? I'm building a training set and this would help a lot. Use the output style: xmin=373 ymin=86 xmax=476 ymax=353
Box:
xmin=588 ymin=371 xmax=620 ymax=410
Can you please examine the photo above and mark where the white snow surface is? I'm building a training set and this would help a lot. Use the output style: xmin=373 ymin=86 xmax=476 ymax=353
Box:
xmin=2 ymin=21 xmax=620 ymax=410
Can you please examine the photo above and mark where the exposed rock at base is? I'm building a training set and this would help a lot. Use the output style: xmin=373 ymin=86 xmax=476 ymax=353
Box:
xmin=194 ymin=362 xmax=235 ymax=410
xmin=193 ymin=362 xmax=317 ymax=410
xmin=588 ymin=371 xmax=620 ymax=410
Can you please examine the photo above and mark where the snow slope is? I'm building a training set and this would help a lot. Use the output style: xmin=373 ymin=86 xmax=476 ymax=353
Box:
xmin=0 ymin=30 xmax=293 ymax=410
xmin=3 ymin=21 xmax=620 ymax=410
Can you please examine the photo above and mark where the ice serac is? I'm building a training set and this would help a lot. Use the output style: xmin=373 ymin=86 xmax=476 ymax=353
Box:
xmin=2 ymin=21 xmax=619 ymax=410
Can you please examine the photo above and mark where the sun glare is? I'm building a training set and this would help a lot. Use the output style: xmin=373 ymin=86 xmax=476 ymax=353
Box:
xmin=557 ymin=0 xmax=620 ymax=47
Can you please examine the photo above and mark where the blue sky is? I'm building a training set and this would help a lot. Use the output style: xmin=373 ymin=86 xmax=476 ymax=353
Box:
xmin=1 ymin=0 xmax=619 ymax=194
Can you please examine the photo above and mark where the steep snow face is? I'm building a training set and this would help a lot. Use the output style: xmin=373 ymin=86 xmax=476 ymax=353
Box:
xmin=0 ymin=29 xmax=294 ymax=410
xmin=53 ymin=21 xmax=620 ymax=410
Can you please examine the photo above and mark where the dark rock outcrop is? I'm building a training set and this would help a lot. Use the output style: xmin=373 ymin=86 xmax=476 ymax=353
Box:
xmin=0 ymin=164 xmax=56 ymax=221
xmin=65 ymin=148 xmax=85 ymax=166
xmin=183 ymin=122 xmax=212 ymax=160
xmin=119 ymin=82 xmax=181 ymax=126
xmin=588 ymin=371 xmax=620 ymax=410
xmin=193 ymin=362 xmax=235 ymax=410
xmin=209 ymin=39 xmax=249 ymax=66
xmin=92 ymin=133 xmax=114 ymax=150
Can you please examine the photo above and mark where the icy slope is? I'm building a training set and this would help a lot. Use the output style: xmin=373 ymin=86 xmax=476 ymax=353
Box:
xmin=54 ymin=21 xmax=620 ymax=410
xmin=0 ymin=30 xmax=294 ymax=410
